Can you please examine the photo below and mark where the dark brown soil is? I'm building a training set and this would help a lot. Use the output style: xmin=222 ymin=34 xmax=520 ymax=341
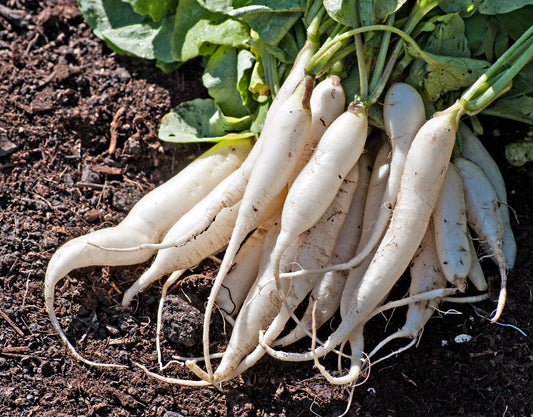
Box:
xmin=1 ymin=1 xmax=531 ymax=416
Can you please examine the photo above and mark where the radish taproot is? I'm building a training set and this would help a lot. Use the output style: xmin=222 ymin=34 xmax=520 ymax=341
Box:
xmin=368 ymin=224 xmax=447 ymax=364
xmin=432 ymin=163 xmax=471 ymax=291
xmin=44 ymin=139 xmax=252 ymax=367
xmin=201 ymin=76 xmax=315 ymax=380
xmin=340 ymin=82 xmax=425 ymax=270
xmin=454 ymin=157 xmax=508 ymax=322
xmin=459 ymin=123 xmax=517 ymax=269
xmin=272 ymin=107 xmax=462 ymax=362
xmin=212 ymin=164 xmax=359 ymax=383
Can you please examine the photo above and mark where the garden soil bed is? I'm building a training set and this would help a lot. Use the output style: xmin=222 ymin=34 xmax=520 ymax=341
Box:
xmin=0 ymin=1 xmax=532 ymax=416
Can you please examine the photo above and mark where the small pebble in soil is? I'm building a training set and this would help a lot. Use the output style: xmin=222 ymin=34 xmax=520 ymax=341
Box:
xmin=162 ymin=294 xmax=203 ymax=348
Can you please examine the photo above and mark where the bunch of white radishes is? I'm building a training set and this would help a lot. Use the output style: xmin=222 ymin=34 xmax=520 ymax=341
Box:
xmin=45 ymin=55 xmax=516 ymax=388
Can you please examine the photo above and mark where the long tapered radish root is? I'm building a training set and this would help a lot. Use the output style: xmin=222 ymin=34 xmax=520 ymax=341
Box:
xmin=273 ymin=154 xmax=371 ymax=348
xmin=212 ymin=164 xmax=360 ymax=383
xmin=340 ymin=141 xmax=391 ymax=318
xmin=340 ymin=83 xmax=426 ymax=270
xmin=454 ymin=157 xmax=508 ymax=322
xmin=460 ymin=123 xmax=517 ymax=269
xmin=432 ymin=163 xmax=471 ymax=291
xmin=215 ymin=221 xmax=272 ymax=317
xmin=200 ymin=77 xmax=314 ymax=381
xmin=122 ymin=202 xmax=240 ymax=307
xmin=369 ymin=224 xmax=447 ymax=364
xmin=270 ymin=103 xmax=368 ymax=287
xmin=273 ymin=107 xmax=462 ymax=362
xmin=44 ymin=140 xmax=252 ymax=367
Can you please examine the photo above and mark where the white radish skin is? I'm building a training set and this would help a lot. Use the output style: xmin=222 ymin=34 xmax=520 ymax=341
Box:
xmin=454 ymin=157 xmax=507 ymax=322
xmin=215 ymin=223 xmax=271 ymax=316
xmin=466 ymin=232 xmax=488 ymax=291
xmin=201 ymin=77 xmax=314 ymax=380
xmin=45 ymin=139 xmax=251 ymax=292
xmin=197 ymin=219 xmax=295 ymax=382
xmin=432 ymin=163 xmax=471 ymax=291
xmin=369 ymin=224 xmax=447 ymax=364
xmin=331 ymin=83 xmax=425 ymax=271
xmin=43 ymin=139 xmax=252 ymax=367
xmin=155 ymin=49 xmax=319 ymax=255
xmin=120 ymin=171 xmax=241 ymax=306
xmin=213 ymin=166 xmax=359 ymax=382
xmin=293 ymin=75 xmax=346 ymax=174
xmin=460 ymin=123 xmax=516 ymax=269
xmin=274 ymin=108 xmax=461 ymax=362
xmin=340 ymin=142 xmax=391 ymax=318
xmin=270 ymin=103 xmax=368 ymax=285
xmin=274 ymin=154 xmax=372 ymax=347
xmin=313 ymin=325 xmax=365 ymax=385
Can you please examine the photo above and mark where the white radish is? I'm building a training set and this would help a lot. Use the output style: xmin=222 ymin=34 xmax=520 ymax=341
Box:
xmin=273 ymin=156 xmax=370 ymax=347
xmin=187 ymin=218 xmax=294 ymax=382
xmin=432 ymin=163 xmax=471 ymax=291
xmin=201 ymin=77 xmax=314 ymax=380
xmin=313 ymin=325 xmax=365 ymax=385
xmin=270 ymin=103 xmax=368 ymax=284
xmin=154 ymin=59 xmax=320 ymax=256
xmin=331 ymin=83 xmax=425 ymax=270
xmin=466 ymin=232 xmax=488 ymax=291
xmin=44 ymin=139 xmax=252 ymax=367
xmin=368 ymin=224 xmax=447 ymax=364
xmin=272 ymin=107 xmax=462 ymax=362
xmin=121 ymin=172 xmax=242 ymax=307
xmin=340 ymin=141 xmax=391 ymax=318
xmin=459 ymin=123 xmax=517 ymax=269
xmin=454 ymin=156 xmax=508 ymax=322
xmin=215 ymin=222 xmax=271 ymax=317
xmin=296 ymin=74 xmax=346 ymax=171
xmin=212 ymin=165 xmax=360 ymax=382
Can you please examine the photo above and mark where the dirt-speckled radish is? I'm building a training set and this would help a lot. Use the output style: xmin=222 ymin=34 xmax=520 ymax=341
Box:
xmin=200 ymin=77 xmax=314 ymax=381
xmin=341 ymin=82 xmax=425 ymax=269
xmin=44 ymin=139 xmax=252 ymax=367
xmin=269 ymin=108 xmax=462 ymax=362
xmin=432 ymin=162 xmax=471 ymax=291
xmin=211 ymin=165 xmax=359 ymax=383
xmin=368 ymin=224 xmax=447 ymax=364
xmin=454 ymin=156 xmax=507 ymax=322
xmin=460 ymin=123 xmax=516 ymax=269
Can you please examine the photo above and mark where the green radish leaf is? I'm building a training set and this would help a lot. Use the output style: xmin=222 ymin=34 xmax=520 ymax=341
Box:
xmin=496 ymin=5 xmax=533 ymax=40
xmin=159 ymin=99 xmax=254 ymax=143
xmin=478 ymin=0 xmax=533 ymax=15
xmin=323 ymin=0 xmax=353 ymax=26
xmin=423 ymin=13 xmax=471 ymax=57
xmin=171 ymin=0 xmax=250 ymax=62
xmin=198 ymin=0 xmax=304 ymax=14
xmin=249 ymin=99 xmax=270 ymax=133
xmin=437 ymin=0 xmax=481 ymax=17
xmin=202 ymin=47 xmax=252 ymax=118
xmin=123 ymin=0 xmax=178 ymax=21
xmin=243 ymin=11 xmax=301 ymax=46
xmin=197 ymin=0 xmax=304 ymax=45
xmin=423 ymin=54 xmax=490 ymax=100
xmin=483 ymin=95 xmax=533 ymax=125
xmin=79 ymin=0 xmax=175 ymax=64
xmin=464 ymin=12 xmax=488 ymax=56
xmin=373 ymin=0 xmax=408 ymax=22
xmin=406 ymin=13 xmax=490 ymax=100
xmin=236 ymin=49 xmax=257 ymax=108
